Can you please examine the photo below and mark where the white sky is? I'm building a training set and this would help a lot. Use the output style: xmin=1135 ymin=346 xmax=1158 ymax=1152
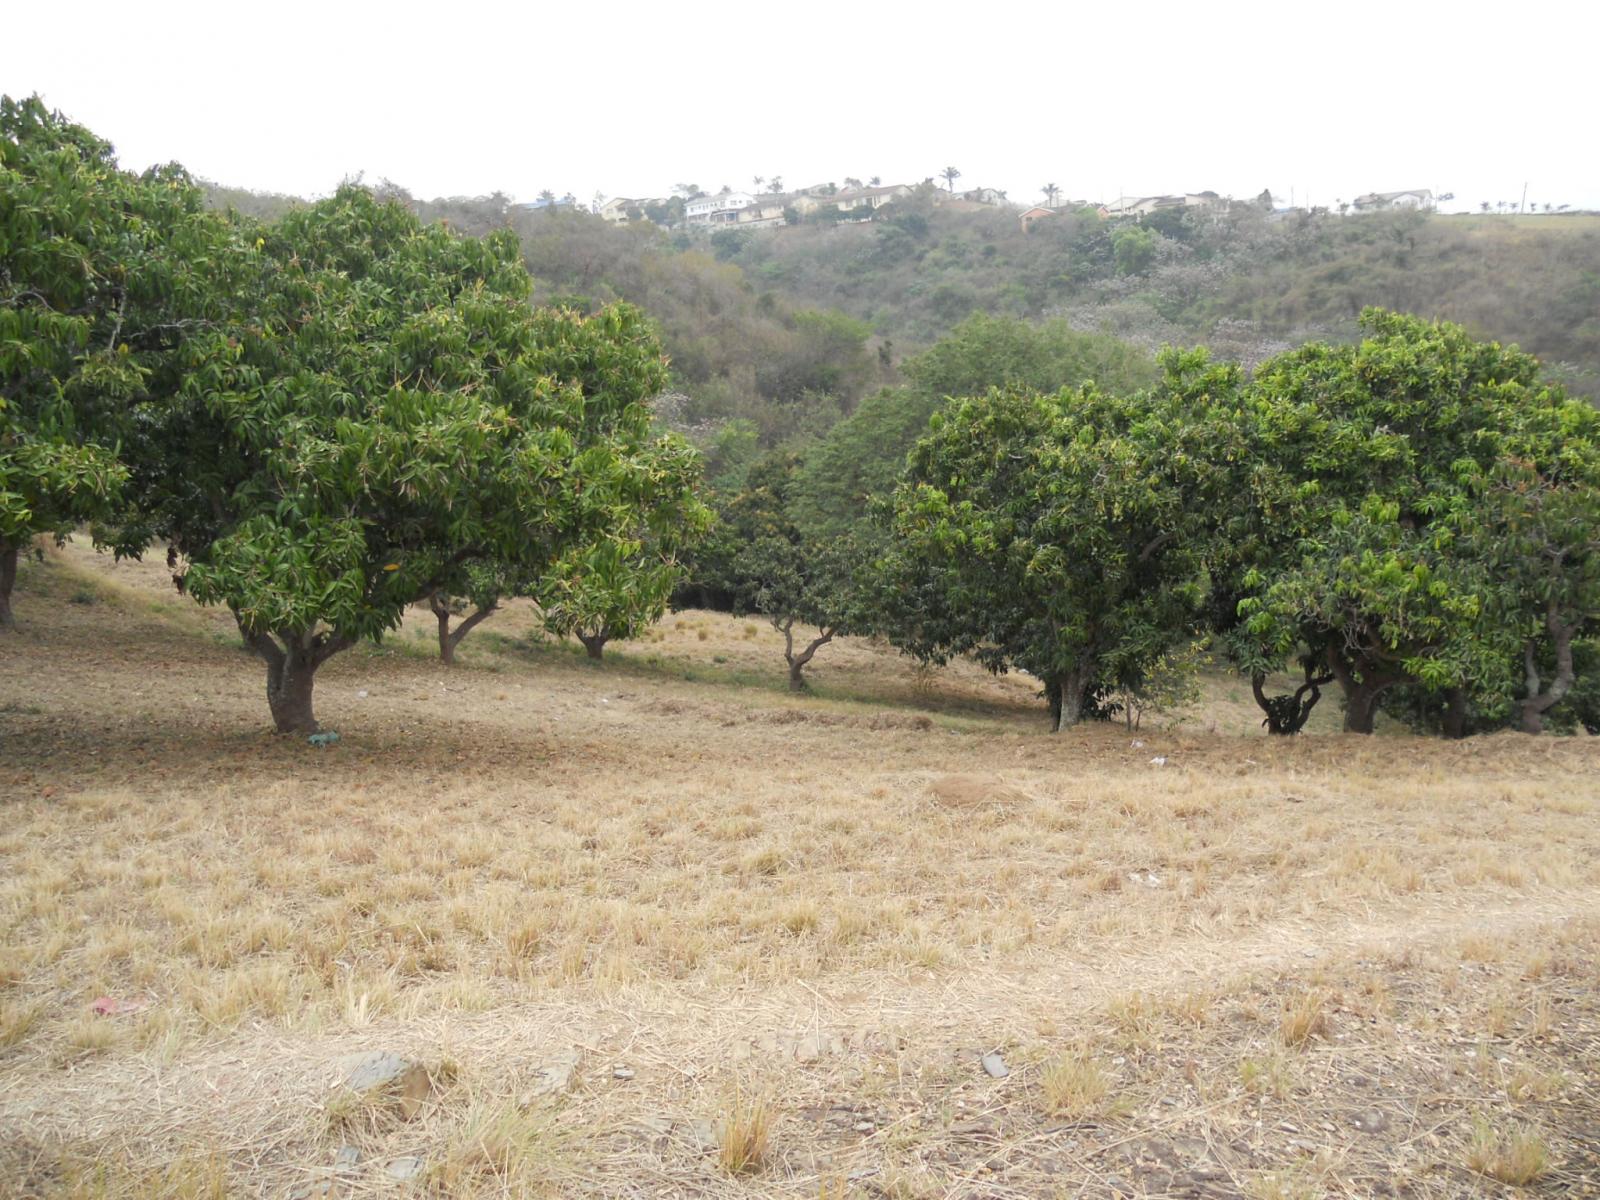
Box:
xmin=5 ymin=0 xmax=1597 ymax=214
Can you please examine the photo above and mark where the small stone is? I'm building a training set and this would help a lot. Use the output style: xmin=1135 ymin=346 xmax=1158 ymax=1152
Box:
xmin=854 ymin=1121 xmax=875 ymax=1132
xmin=526 ymin=1051 xmax=579 ymax=1098
xmin=687 ymin=1118 xmax=717 ymax=1150
xmin=385 ymin=1156 xmax=424 ymax=1182
xmin=1352 ymin=1109 xmax=1390 ymax=1133
xmin=612 ymin=1065 xmax=635 ymax=1080
xmin=356 ymin=690 xmax=368 ymax=699
xmin=981 ymin=1052 xmax=1009 ymax=1078
xmin=336 ymin=1050 xmax=431 ymax=1120
xmin=333 ymin=1145 xmax=361 ymax=1172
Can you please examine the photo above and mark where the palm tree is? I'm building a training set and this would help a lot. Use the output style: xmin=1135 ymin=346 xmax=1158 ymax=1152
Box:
xmin=1042 ymin=182 xmax=1060 ymax=208
xmin=869 ymin=176 xmax=881 ymax=187
xmin=941 ymin=166 xmax=961 ymax=193
xmin=769 ymin=175 xmax=784 ymax=194
xmin=753 ymin=175 xmax=765 ymax=193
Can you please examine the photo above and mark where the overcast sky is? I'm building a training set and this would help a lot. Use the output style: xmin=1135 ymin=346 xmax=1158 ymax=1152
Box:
xmin=6 ymin=1 xmax=1597 ymax=214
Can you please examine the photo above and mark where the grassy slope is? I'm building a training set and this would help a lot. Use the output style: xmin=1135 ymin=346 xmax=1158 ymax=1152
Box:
xmin=1 ymin=542 xmax=1598 ymax=1197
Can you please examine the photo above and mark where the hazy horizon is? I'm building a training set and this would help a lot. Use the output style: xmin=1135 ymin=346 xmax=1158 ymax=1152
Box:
xmin=5 ymin=1 xmax=1598 ymax=215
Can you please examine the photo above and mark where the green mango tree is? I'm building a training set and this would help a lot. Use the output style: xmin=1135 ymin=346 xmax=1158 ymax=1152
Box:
xmin=1 ymin=95 xmax=233 ymax=629
xmin=115 ymin=186 xmax=703 ymax=733
xmin=883 ymin=358 xmax=1242 ymax=730
xmin=1229 ymin=309 xmax=1596 ymax=734
xmin=539 ymin=530 xmax=703 ymax=662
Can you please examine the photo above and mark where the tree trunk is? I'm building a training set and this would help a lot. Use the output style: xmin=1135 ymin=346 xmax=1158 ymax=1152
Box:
xmin=1342 ymin=684 xmax=1382 ymax=735
xmin=1520 ymin=612 xmax=1576 ymax=735
xmin=1251 ymin=666 xmax=1331 ymax=735
xmin=242 ymin=625 xmax=353 ymax=734
xmin=433 ymin=594 xmax=455 ymax=666
xmin=1442 ymin=687 xmax=1469 ymax=739
xmin=0 ymin=544 xmax=16 ymax=631
xmin=1050 ymin=666 xmax=1094 ymax=731
xmin=579 ymin=633 xmax=607 ymax=661
xmin=266 ymin=650 xmax=321 ymax=734
xmin=781 ymin=620 xmax=834 ymax=693
xmin=428 ymin=591 xmax=496 ymax=667
xmin=1324 ymin=646 xmax=1402 ymax=735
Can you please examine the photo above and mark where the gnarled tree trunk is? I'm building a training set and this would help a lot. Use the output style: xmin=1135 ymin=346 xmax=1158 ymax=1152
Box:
xmin=577 ymin=630 xmax=609 ymax=661
xmin=780 ymin=619 xmax=834 ymax=692
xmin=1251 ymin=665 xmax=1333 ymax=735
xmin=0 ymin=544 xmax=16 ymax=631
xmin=1520 ymin=608 xmax=1576 ymax=735
xmin=428 ymin=591 xmax=496 ymax=667
xmin=242 ymin=625 xmax=354 ymax=734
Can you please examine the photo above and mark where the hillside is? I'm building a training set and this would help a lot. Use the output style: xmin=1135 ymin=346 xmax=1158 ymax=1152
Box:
xmin=205 ymin=184 xmax=1600 ymax=440
xmin=715 ymin=195 xmax=1600 ymax=396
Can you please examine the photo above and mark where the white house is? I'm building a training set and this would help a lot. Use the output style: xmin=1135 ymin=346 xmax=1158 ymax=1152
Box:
xmin=685 ymin=191 xmax=755 ymax=226
xmin=956 ymin=186 xmax=1007 ymax=206
xmin=1351 ymin=189 xmax=1434 ymax=213
xmin=597 ymin=197 xmax=638 ymax=224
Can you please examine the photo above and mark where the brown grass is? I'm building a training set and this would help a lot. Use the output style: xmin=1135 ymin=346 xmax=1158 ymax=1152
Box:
xmin=1 ymin=539 xmax=1598 ymax=1196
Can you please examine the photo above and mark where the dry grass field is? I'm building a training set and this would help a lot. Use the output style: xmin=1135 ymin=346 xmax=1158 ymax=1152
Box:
xmin=2 ymin=540 xmax=1599 ymax=1198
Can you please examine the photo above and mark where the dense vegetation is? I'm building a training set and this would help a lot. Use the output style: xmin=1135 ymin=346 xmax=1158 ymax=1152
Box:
xmin=8 ymin=96 xmax=1597 ymax=739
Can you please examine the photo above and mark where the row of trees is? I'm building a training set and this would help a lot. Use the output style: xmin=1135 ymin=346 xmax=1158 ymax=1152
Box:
xmin=2 ymin=97 xmax=706 ymax=732
xmin=685 ymin=310 xmax=1599 ymax=735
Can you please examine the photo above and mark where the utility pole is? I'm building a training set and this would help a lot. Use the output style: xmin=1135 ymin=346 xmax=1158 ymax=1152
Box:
xmin=1520 ymin=181 xmax=1528 ymax=214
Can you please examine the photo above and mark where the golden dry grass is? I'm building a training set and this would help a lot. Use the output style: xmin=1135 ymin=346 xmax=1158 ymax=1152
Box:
xmin=2 ymin=539 xmax=1599 ymax=1196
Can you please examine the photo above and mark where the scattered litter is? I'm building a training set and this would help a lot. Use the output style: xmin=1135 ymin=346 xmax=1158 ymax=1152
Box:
xmin=980 ymin=1052 xmax=1009 ymax=1079
xmin=308 ymin=731 xmax=340 ymax=748
xmin=1130 ymin=739 xmax=1145 ymax=748
xmin=356 ymin=690 xmax=368 ymax=699
xmin=612 ymin=1065 xmax=635 ymax=1081
xmin=1149 ymin=756 xmax=1168 ymax=766
xmin=1127 ymin=871 xmax=1163 ymax=889
xmin=90 ymin=996 xmax=147 ymax=1016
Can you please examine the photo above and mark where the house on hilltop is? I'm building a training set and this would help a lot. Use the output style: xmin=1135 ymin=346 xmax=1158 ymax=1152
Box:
xmin=791 ymin=184 xmax=912 ymax=217
xmin=685 ymin=191 xmax=755 ymax=226
xmin=1351 ymin=189 xmax=1434 ymax=213
xmin=1104 ymin=192 xmax=1220 ymax=218
xmin=956 ymin=186 xmax=1007 ymax=206
xmin=598 ymin=197 xmax=639 ymax=224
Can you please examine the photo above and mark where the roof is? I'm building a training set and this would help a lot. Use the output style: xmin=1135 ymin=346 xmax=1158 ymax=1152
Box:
xmin=1354 ymin=189 xmax=1432 ymax=203
xmin=829 ymin=184 xmax=911 ymax=203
